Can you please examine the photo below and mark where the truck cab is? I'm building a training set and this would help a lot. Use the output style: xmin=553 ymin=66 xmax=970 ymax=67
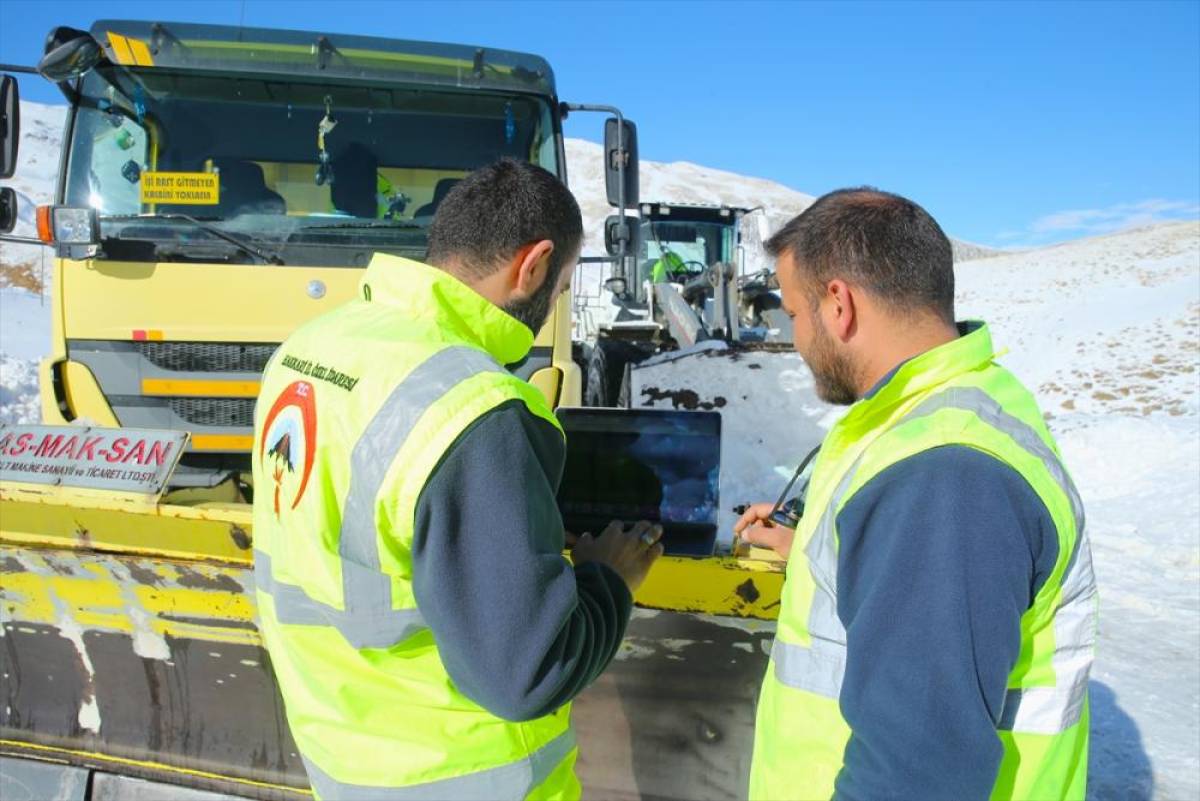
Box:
xmin=27 ymin=20 xmax=617 ymax=490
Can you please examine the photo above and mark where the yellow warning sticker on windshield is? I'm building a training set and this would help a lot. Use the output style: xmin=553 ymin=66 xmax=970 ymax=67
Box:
xmin=141 ymin=172 xmax=220 ymax=205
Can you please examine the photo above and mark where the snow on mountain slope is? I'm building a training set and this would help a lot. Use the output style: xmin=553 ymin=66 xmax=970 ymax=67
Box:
xmin=0 ymin=102 xmax=65 ymax=424
xmin=627 ymin=220 xmax=1199 ymax=801
xmin=0 ymin=102 xmax=65 ymax=294
xmin=957 ymin=220 xmax=1200 ymax=801
xmin=1 ymin=100 xmax=1198 ymax=799
xmin=565 ymin=137 xmax=998 ymax=327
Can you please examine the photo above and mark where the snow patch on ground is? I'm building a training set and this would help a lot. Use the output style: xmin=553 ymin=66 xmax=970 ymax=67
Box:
xmin=1060 ymin=416 xmax=1200 ymax=800
xmin=0 ymin=288 xmax=53 ymax=361
xmin=0 ymin=354 xmax=41 ymax=426
xmin=0 ymin=289 xmax=50 ymax=424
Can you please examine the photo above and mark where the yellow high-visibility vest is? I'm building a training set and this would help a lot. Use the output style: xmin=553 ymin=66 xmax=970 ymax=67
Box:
xmin=750 ymin=322 xmax=1096 ymax=801
xmin=252 ymin=254 xmax=578 ymax=800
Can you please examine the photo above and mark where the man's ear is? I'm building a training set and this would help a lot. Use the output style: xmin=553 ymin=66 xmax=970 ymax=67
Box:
xmin=509 ymin=239 xmax=555 ymax=299
xmin=824 ymin=279 xmax=857 ymax=342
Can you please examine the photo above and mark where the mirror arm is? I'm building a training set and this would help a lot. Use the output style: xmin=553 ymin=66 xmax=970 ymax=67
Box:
xmin=2 ymin=61 xmax=83 ymax=103
xmin=563 ymin=102 xmax=630 ymax=242
xmin=0 ymin=234 xmax=44 ymax=245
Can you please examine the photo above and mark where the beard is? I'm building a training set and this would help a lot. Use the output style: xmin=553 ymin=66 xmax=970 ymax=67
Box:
xmin=502 ymin=270 xmax=557 ymax=335
xmin=804 ymin=316 xmax=860 ymax=406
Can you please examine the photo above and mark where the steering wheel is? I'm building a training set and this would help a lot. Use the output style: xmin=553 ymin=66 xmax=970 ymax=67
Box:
xmin=677 ymin=259 xmax=707 ymax=277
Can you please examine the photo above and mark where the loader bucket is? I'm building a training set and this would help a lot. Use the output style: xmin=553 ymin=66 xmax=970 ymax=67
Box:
xmin=629 ymin=341 xmax=836 ymax=543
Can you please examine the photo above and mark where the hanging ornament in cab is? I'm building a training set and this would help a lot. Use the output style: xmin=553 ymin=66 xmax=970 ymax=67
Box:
xmin=132 ymin=84 xmax=146 ymax=125
xmin=315 ymin=94 xmax=338 ymax=186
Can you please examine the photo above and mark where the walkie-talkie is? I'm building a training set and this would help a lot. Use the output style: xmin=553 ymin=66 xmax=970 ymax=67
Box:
xmin=733 ymin=445 xmax=820 ymax=529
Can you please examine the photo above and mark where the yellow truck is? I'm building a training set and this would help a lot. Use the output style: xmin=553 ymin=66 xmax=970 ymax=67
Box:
xmin=0 ymin=21 xmax=787 ymax=800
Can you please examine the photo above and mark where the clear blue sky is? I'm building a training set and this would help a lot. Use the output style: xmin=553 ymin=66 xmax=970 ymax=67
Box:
xmin=1 ymin=0 xmax=1197 ymax=247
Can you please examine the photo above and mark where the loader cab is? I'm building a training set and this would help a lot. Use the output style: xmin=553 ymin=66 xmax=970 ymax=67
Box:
xmin=634 ymin=202 xmax=744 ymax=303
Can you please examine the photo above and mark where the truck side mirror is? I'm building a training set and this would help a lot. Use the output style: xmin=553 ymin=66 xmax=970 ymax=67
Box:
xmin=0 ymin=188 xmax=16 ymax=234
xmin=38 ymin=27 xmax=103 ymax=83
xmin=604 ymin=214 xmax=639 ymax=256
xmin=604 ymin=117 xmax=638 ymax=209
xmin=0 ymin=75 xmax=18 ymax=180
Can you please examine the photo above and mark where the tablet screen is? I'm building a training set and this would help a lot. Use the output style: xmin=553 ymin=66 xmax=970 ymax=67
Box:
xmin=556 ymin=408 xmax=721 ymax=556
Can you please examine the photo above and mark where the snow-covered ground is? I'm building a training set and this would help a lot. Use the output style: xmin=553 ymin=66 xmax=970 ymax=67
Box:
xmin=620 ymin=221 xmax=1200 ymax=800
xmin=0 ymin=289 xmax=49 ymax=424
xmin=959 ymin=221 xmax=1200 ymax=800
xmin=1 ymin=99 xmax=1198 ymax=799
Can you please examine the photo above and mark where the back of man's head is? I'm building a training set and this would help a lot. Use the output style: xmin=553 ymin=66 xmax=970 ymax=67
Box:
xmin=765 ymin=187 xmax=955 ymax=325
xmin=426 ymin=159 xmax=583 ymax=283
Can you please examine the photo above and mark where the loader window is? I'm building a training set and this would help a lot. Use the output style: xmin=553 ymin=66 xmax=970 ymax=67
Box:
xmin=638 ymin=220 xmax=734 ymax=283
xmin=64 ymin=68 xmax=560 ymax=264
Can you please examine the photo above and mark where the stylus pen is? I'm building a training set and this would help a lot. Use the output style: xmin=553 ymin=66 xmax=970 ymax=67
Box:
xmin=766 ymin=445 xmax=821 ymax=526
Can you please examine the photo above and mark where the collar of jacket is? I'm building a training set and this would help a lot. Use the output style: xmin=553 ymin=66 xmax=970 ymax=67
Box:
xmin=358 ymin=253 xmax=535 ymax=367
xmin=839 ymin=320 xmax=994 ymax=430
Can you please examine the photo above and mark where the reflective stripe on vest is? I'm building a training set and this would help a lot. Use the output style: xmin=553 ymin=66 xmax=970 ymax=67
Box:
xmin=254 ymin=345 xmax=503 ymax=650
xmin=302 ymin=728 xmax=577 ymax=801
xmin=772 ymin=386 xmax=1094 ymax=735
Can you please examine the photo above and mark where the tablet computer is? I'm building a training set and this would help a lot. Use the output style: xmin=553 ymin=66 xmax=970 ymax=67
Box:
xmin=556 ymin=408 xmax=721 ymax=557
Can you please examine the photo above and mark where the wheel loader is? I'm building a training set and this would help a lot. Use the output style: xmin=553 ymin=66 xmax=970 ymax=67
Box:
xmin=576 ymin=201 xmax=795 ymax=409
xmin=0 ymin=20 xmax=822 ymax=801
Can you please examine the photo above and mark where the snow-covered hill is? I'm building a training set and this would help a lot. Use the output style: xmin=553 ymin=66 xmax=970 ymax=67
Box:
xmin=959 ymin=221 xmax=1199 ymax=800
xmin=1 ymin=100 xmax=1198 ymax=800
xmin=0 ymin=102 xmax=65 ymax=293
xmin=565 ymin=137 xmax=999 ymax=265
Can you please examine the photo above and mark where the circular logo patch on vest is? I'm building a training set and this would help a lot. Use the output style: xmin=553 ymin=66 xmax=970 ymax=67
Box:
xmin=260 ymin=381 xmax=318 ymax=518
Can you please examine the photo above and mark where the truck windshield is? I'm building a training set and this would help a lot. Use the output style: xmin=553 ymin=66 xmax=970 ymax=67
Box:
xmin=64 ymin=67 xmax=559 ymax=264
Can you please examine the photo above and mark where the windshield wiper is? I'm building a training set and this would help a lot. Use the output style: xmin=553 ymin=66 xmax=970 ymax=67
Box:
xmin=300 ymin=219 xmax=426 ymax=231
xmin=102 ymin=213 xmax=286 ymax=265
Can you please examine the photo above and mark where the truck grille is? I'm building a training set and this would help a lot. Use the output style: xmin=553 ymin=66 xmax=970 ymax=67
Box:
xmin=137 ymin=342 xmax=279 ymax=373
xmin=167 ymin=397 xmax=257 ymax=428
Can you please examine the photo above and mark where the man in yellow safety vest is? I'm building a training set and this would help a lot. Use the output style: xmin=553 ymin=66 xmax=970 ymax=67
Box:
xmin=736 ymin=188 xmax=1096 ymax=800
xmin=252 ymin=159 xmax=663 ymax=800
xmin=650 ymin=247 xmax=688 ymax=283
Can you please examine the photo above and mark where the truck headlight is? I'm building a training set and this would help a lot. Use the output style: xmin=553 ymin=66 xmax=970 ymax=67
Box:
xmin=37 ymin=205 xmax=99 ymax=245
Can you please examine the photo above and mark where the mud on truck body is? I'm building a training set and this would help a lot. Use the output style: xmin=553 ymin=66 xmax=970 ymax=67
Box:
xmin=0 ymin=20 xmax=799 ymax=801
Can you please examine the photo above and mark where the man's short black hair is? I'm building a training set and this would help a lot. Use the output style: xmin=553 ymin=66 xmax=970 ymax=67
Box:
xmin=426 ymin=158 xmax=584 ymax=282
xmin=765 ymin=187 xmax=955 ymax=324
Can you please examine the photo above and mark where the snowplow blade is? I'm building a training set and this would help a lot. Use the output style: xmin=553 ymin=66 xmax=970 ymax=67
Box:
xmin=630 ymin=341 xmax=833 ymax=539
xmin=1 ymin=482 xmax=783 ymax=800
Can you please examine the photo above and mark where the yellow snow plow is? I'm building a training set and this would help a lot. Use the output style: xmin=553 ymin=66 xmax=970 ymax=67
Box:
xmin=1 ymin=476 xmax=783 ymax=799
xmin=0 ymin=21 xmax=793 ymax=801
